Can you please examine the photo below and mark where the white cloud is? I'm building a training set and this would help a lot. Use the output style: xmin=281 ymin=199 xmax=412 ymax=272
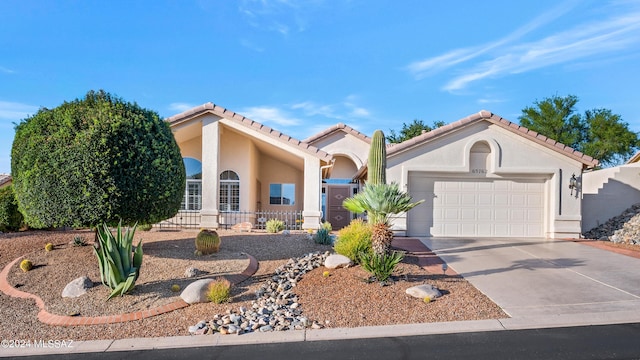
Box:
xmin=238 ymin=0 xmax=324 ymax=35
xmin=443 ymin=9 xmax=640 ymax=91
xmin=0 ymin=66 xmax=15 ymax=74
xmin=477 ymin=97 xmax=506 ymax=105
xmin=349 ymin=107 xmax=370 ymax=117
xmin=406 ymin=0 xmax=640 ymax=91
xmin=406 ymin=0 xmax=579 ymax=78
xmin=241 ymin=106 xmax=301 ymax=126
xmin=291 ymin=97 xmax=372 ymax=120
xmin=168 ymin=102 xmax=197 ymax=113
xmin=0 ymin=101 xmax=38 ymax=120
xmin=291 ymin=101 xmax=336 ymax=118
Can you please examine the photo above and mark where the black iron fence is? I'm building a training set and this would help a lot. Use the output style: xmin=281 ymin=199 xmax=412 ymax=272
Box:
xmin=158 ymin=210 xmax=304 ymax=231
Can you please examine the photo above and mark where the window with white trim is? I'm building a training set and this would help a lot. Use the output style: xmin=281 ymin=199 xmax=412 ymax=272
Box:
xmin=219 ymin=170 xmax=240 ymax=211
xmin=181 ymin=180 xmax=202 ymax=211
xmin=181 ymin=157 xmax=202 ymax=211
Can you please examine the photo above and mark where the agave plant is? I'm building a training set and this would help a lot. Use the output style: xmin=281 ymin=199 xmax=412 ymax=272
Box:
xmin=93 ymin=221 xmax=143 ymax=300
xmin=343 ymin=182 xmax=423 ymax=256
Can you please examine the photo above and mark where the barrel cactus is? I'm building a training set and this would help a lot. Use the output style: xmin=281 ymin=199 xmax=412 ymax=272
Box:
xmin=368 ymin=130 xmax=387 ymax=185
xmin=44 ymin=243 xmax=54 ymax=252
xmin=195 ymin=229 xmax=221 ymax=255
xmin=20 ymin=259 xmax=33 ymax=272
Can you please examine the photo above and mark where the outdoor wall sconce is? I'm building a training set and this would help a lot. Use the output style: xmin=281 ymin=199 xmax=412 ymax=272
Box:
xmin=569 ymin=173 xmax=578 ymax=196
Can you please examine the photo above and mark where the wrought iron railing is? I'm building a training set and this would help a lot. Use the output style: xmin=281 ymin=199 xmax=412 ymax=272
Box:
xmin=157 ymin=210 xmax=304 ymax=231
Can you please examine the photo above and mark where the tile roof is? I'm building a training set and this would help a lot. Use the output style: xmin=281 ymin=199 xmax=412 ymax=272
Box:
xmin=0 ymin=174 xmax=11 ymax=187
xmin=626 ymin=151 xmax=640 ymax=164
xmin=166 ymin=103 xmax=333 ymax=163
xmin=304 ymin=123 xmax=371 ymax=145
xmin=387 ymin=110 xmax=599 ymax=168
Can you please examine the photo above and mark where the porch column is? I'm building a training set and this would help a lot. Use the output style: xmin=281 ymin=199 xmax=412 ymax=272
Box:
xmin=302 ymin=156 xmax=322 ymax=230
xmin=200 ymin=116 xmax=220 ymax=228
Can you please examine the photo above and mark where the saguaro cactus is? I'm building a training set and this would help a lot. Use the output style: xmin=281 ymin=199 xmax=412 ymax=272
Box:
xmin=368 ymin=130 xmax=387 ymax=185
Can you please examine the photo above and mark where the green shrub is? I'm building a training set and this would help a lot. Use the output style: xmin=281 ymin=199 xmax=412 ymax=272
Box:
xmin=314 ymin=227 xmax=333 ymax=245
xmin=359 ymin=250 xmax=404 ymax=283
xmin=93 ymin=221 xmax=143 ymax=299
xmin=139 ymin=223 xmax=153 ymax=231
xmin=207 ymin=278 xmax=232 ymax=304
xmin=266 ymin=219 xmax=285 ymax=233
xmin=0 ymin=186 xmax=23 ymax=232
xmin=11 ymin=90 xmax=185 ymax=229
xmin=334 ymin=219 xmax=372 ymax=264
xmin=195 ymin=229 xmax=221 ymax=254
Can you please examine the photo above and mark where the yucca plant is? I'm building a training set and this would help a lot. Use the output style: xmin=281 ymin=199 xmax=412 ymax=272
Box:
xmin=343 ymin=182 xmax=423 ymax=256
xmin=93 ymin=221 xmax=143 ymax=300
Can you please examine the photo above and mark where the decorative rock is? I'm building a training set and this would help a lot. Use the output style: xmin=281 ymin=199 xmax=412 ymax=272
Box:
xmin=62 ymin=276 xmax=93 ymax=298
xmin=188 ymin=320 xmax=207 ymax=334
xmin=324 ymin=254 xmax=352 ymax=269
xmin=583 ymin=203 xmax=640 ymax=245
xmin=187 ymin=251 xmax=330 ymax=335
xmin=405 ymin=284 xmax=443 ymax=300
xmin=180 ymin=279 xmax=215 ymax=304
xmin=184 ymin=267 xmax=199 ymax=278
xmin=283 ymin=229 xmax=290 ymax=236
xmin=231 ymin=222 xmax=253 ymax=232
xmin=259 ymin=325 xmax=273 ymax=332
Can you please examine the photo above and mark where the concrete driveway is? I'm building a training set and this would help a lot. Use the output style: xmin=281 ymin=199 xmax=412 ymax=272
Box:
xmin=419 ymin=237 xmax=640 ymax=320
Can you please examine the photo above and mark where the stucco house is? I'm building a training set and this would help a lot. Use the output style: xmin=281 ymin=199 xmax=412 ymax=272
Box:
xmin=166 ymin=103 xmax=598 ymax=239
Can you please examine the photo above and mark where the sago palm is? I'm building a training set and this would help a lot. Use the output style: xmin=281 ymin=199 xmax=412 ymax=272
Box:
xmin=343 ymin=182 xmax=423 ymax=256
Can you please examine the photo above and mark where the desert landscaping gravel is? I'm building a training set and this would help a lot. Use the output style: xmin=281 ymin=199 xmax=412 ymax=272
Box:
xmin=0 ymin=228 xmax=510 ymax=341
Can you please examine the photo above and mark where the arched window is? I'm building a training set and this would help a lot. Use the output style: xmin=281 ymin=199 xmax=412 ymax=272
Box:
xmin=219 ymin=170 xmax=240 ymax=212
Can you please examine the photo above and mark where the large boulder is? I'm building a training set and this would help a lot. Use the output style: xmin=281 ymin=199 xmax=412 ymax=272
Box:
xmin=180 ymin=279 xmax=215 ymax=304
xmin=324 ymin=254 xmax=352 ymax=269
xmin=231 ymin=222 xmax=253 ymax=232
xmin=405 ymin=284 xmax=442 ymax=300
xmin=62 ymin=276 xmax=93 ymax=298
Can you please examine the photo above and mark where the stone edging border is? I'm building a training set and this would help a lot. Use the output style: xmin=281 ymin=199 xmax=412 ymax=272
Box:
xmin=0 ymin=253 xmax=258 ymax=326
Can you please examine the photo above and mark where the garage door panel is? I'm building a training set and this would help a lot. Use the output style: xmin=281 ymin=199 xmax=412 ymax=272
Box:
xmin=408 ymin=176 xmax=545 ymax=237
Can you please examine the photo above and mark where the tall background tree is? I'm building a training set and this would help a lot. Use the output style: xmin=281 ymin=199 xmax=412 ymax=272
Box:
xmin=11 ymin=90 xmax=186 ymax=228
xmin=387 ymin=119 xmax=446 ymax=144
xmin=519 ymin=94 xmax=639 ymax=167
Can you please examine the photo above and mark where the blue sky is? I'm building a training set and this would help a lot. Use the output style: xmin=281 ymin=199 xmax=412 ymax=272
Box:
xmin=1 ymin=0 xmax=640 ymax=174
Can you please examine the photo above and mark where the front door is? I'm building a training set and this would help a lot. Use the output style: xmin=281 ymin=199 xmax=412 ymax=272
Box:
xmin=326 ymin=185 xmax=352 ymax=230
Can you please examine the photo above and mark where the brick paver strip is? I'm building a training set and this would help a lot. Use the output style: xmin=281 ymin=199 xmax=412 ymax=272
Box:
xmin=0 ymin=253 xmax=258 ymax=326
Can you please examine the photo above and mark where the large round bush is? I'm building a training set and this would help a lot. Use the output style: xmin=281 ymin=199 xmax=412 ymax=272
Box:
xmin=11 ymin=90 xmax=186 ymax=228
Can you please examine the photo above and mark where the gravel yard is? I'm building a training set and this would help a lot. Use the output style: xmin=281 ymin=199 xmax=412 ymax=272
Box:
xmin=0 ymin=229 xmax=508 ymax=341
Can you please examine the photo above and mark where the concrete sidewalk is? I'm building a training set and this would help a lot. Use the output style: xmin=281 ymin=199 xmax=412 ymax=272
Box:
xmin=3 ymin=237 xmax=640 ymax=357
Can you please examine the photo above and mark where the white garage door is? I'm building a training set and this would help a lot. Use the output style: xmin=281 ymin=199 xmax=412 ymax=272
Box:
xmin=408 ymin=175 xmax=545 ymax=237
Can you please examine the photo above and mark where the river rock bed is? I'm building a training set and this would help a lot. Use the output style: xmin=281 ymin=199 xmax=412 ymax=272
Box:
xmin=189 ymin=251 xmax=330 ymax=335
xmin=583 ymin=203 xmax=640 ymax=244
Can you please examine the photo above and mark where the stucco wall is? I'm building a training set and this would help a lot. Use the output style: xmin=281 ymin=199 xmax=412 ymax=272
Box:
xmin=386 ymin=122 xmax=585 ymax=238
xmin=179 ymin=136 xmax=202 ymax=161
xmin=258 ymin=155 xmax=304 ymax=212
xmin=311 ymin=132 xmax=369 ymax=169
xmin=582 ymin=163 xmax=640 ymax=232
